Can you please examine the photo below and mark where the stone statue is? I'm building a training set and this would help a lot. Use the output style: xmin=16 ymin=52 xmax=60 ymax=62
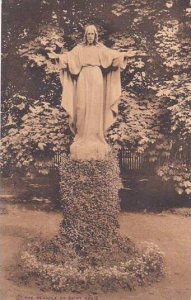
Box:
xmin=49 ymin=25 xmax=137 ymax=160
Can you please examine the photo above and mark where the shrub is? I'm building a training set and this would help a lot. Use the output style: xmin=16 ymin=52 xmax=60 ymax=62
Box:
xmin=1 ymin=101 xmax=72 ymax=176
xmin=20 ymin=239 xmax=165 ymax=292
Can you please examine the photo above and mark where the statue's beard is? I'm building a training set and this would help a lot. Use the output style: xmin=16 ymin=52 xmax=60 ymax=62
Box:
xmin=85 ymin=36 xmax=97 ymax=45
xmin=87 ymin=39 xmax=94 ymax=45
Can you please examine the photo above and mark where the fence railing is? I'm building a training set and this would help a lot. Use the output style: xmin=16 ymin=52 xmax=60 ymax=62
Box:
xmin=119 ymin=149 xmax=190 ymax=172
xmin=119 ymin=152 xmax=157 ymax=175
xmin=53 ymin=152 xmax=64 ymax=165
xmin=52 ymin=149 xmax=191 ymax=173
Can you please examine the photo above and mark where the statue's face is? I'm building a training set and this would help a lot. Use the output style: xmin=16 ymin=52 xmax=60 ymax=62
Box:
xmin=86 ymin=28 xmax=96 ymax=45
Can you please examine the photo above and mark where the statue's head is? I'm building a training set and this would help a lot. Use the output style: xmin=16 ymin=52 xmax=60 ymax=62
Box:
xmin=83 ymin=25 xmax=98 ymax=45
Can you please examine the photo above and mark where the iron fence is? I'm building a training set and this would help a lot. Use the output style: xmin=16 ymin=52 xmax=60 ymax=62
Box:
xmin=52 ymin=149 xmax=191 ymax=173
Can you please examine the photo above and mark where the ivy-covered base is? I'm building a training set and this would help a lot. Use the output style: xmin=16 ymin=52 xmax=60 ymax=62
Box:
xmin=20 ymin=154 xmax=165 ymax=292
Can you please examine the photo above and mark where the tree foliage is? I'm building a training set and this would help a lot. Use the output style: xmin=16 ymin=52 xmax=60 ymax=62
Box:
xmin=1 ymin=101 xmax=71 ymax=175
xmin=1 ymin=0 xmax=191 ymax=194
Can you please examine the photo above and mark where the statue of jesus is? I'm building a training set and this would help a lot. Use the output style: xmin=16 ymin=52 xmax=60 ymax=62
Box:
xmin=49 ymin=25 xmax=136 ymax=160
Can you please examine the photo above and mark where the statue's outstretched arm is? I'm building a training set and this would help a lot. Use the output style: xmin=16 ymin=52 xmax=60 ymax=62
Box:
xmin=47 ymin=52 xmax=68 ymax=69
xmin=123 ymin=50 xmax=147 ymax=58
xmin=47 ymin=51 xmax=60 ymax=62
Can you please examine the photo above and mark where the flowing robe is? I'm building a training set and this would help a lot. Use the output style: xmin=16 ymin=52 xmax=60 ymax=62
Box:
xmin=59 ymin=43 xmax=127 ymax=160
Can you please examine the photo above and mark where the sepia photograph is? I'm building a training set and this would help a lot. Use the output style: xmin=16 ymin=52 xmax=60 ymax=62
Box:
xmin=1 ymin=0 xmax=191 ymax=299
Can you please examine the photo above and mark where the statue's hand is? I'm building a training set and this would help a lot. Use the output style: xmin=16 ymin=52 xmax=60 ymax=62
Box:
xmin=125 ymin=50 xmax=147 ymax=57
xmin=124 ymin=50 xmax=138 ymax=57
xmin=47 ymin=52 xmax=60 ymax=60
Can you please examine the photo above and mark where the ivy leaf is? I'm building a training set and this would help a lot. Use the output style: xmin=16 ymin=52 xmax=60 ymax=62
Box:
xmin=38 ymin=142 xmax=46 ymax=150
xmin=175 ymin=187 xmax=184 ymax=195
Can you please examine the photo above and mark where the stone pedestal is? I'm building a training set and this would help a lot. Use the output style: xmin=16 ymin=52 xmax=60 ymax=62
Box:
xmin=20 ymin=154 xmax=165 ymax=292
xmin=59 ymin=154 xmax=122 ymax=254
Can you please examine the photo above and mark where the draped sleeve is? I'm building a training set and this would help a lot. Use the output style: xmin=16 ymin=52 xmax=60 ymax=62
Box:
xmin=59 ymin=46 xmax=82 ymax=74
xmin=59 ymin=53 xmax=68 ymax=69
xmin=59 ymin=45 xmax=83 ymax=133
xmin=99 ymin=45 xmax=127 ymax=131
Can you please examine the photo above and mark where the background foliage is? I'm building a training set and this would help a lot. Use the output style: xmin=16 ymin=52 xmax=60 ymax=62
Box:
xmin=1 ymin=0 xmax=191 ymax=194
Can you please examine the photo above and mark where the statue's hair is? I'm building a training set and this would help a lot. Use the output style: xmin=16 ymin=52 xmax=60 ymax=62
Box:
xmin=83 ymin=25 xmax=99 ymax=45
